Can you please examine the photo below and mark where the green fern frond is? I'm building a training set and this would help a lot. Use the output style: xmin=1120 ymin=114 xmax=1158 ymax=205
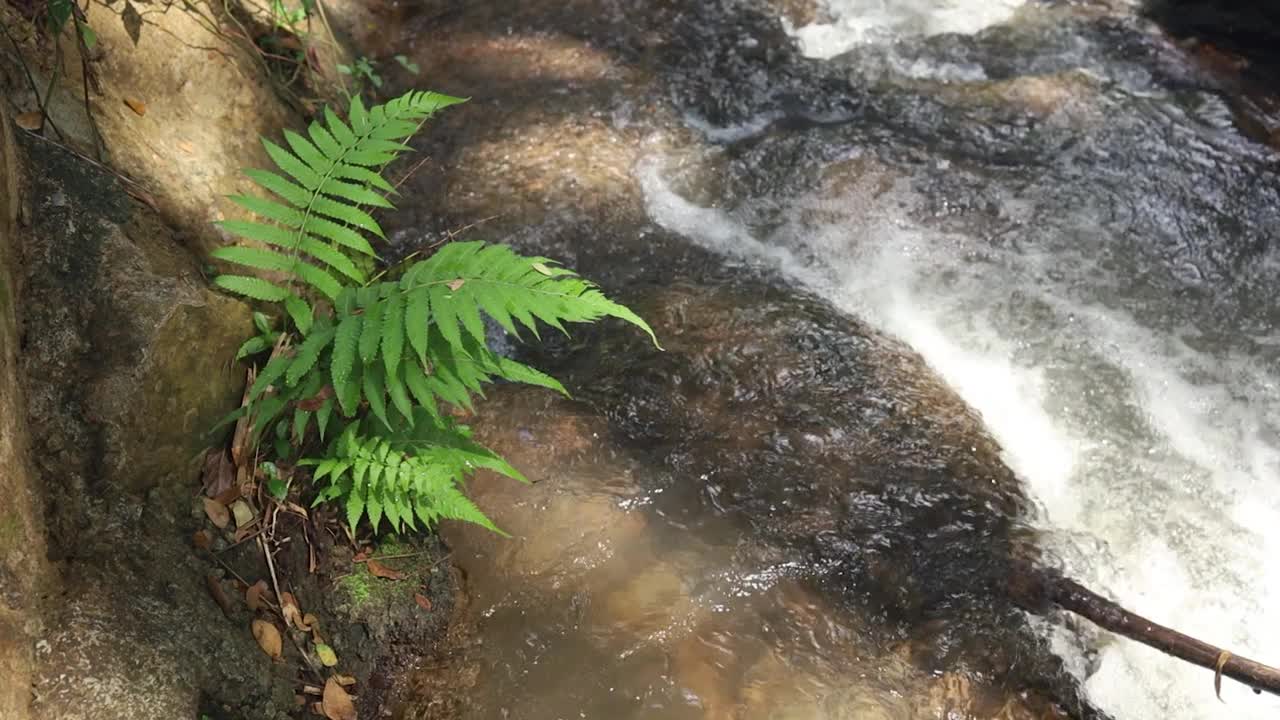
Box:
xmin=213 ymin=90 xmax=466 ymax=307
xmin=213 ymin=92 xmax=662 ymax=539
xmin=399 ymin=241 xmax=661 ymax=349
xmin=304 ymin=420 xmax=508 ymax=534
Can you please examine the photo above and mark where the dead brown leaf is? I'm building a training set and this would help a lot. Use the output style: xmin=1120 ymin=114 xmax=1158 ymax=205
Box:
xmin=206 ymin=574 xmax=234 ymax=618
xmin=252 ymin=619 xmax=283 ymax=660
xmin=230 ymin=499 xmax=255 ymax=528
xmin=246 ymin=579 xmax=272 ymax=611
xmin=15 ymin=111 xmax=42 ymax=131
xmin=202 ymin=449 xmax=236 ymax=499
xmin=203 ymin=497 xmax=230 ymax=529
xmin=322 ymin=677 xmax=357 ymax=720
xmin=192 ymin=530 xmax=212 ymax=551
xmin=1214 ymin=650 xmax=1231 ymax=701
xmin=367 ymin=559 xmax=405 ymax=581
xmin=303 ymin=613 xmax=321 ymax=640
xmin=414 ymin=593 xmax=433 ymax=612
xmin=123 ymin=96 xmax=147 ymax=116
xmin=212 ymin=484 xmax=242 ymax=507
xmin=352 ymin=548 xmax=371 ymax=563
xmin=335 ymin=674 xmax=356 ymax=687
xmin=281 ymin=592 xmax=307 ymax=629
xmin=296 ymin=384 xmax=334 ymax=412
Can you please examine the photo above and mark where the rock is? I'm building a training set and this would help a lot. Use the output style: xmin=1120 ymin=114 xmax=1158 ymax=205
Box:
xmin=0 ymin=101 xmax=48 ymax=720
xmin=0 ymin=0 xmax=302 ymax=258
xmin=17 ymin=134 xmax=250 ymax=516
xmin=7 ymin=121 xmax=302 ymax=720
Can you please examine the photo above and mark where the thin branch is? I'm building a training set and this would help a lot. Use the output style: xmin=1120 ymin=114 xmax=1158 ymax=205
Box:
xmin=0 ymin=16 xmax=66 ymax=140
xmin=1010 ymin=561 xmax=1280 ymax=699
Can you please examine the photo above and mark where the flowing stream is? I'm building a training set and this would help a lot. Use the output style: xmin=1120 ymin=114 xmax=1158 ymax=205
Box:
xmin=397 ymin=1 xmax=1280 ymax=718
xmin=642 ymin=1 xmax=1280 ymax=718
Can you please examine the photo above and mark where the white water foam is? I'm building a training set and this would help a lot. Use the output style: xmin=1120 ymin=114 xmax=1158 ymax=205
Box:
xmin=786 ymin=0 xmax=1026 ymax=59
xmin=638 ymin=155 xmax=1280 ymax=720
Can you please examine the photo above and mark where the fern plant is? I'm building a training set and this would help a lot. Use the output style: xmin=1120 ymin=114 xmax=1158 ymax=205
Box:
xmin=213 ymin=89 xmax=658 ymax=534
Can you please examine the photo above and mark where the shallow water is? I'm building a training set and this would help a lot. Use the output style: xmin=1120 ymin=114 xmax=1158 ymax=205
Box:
xmin=392 ymin=1 xmax=1280 ymax=718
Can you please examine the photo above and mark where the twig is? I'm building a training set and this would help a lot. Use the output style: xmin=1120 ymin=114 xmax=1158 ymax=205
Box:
xmin=18 ymin=123 xmax=155 ymax=198
xmin=1010 ymin=561 xmax=1280 ymax=698
xmin=390 ymin=155 xmax=430 ymax=192
xmin=258 ymin=534 xmax=287 ymax=624
xmin=69 ymin=4 xmax=104 ymax=160
xmin=209 ymin=553 xmax=253 ymax=588
xmin=0 ymin=17 xmax=66 ymax=141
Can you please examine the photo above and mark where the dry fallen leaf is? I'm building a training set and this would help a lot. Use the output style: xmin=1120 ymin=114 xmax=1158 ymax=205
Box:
xmin=246 ymin=579 xmax=271 ymax=611
xmin=202 ymin=449 xmax=236 ymax=498
xmin=297 ymin=384 xmax=334 ymax=412
xmin=414 ymin=593 xmax=432 ymax=612
xmin=123 ymin=96 xmax=147 ymax=116
xmin=281 ymin=592 xmax=307 ymax=629
xmin=15 ymin=111 xmax=43 ymax=131
xmin=303 ymin=613 xmax=321 ymax=640
xmin=1215 ymin=650 xmax=1232 ymax=701
xmin=367 ymin=559 xmax=405 ymax=581
xmin=322 ymin=677 xmax=357 ymax=720
xmin=230 ymin=499 xmax=255 ymax=528
xmin=335 ymin=674 xmax=356 ymax=687
xmin=315 ymin=642 xmax=338 ymax=667
xmin=203 ymin=497 xmax=230 ymax=528
xmin=352 ymin=548 xmax=371 ymax=563
xmin=206 ymin=574 xmax=234 ymax=618
xmin=212 ymin=483 xmax=242 ymax=507
xmin=252 ymin=619 xmax=283 ymax=660
xmin=192 ymin=530 xmax=212 ymax=551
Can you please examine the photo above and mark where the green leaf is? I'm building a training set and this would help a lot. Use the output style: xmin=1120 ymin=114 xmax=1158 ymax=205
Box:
xmin=262 ymin=138 xmax=322 ymax=190
xmin=284 ymin=295 xmax=313 ymax=335
xmin=331 ymin=313 xmax=362 ymax=390
xmin=358 ymin=293 xmax=384 ymax=363
xmin=283 ymin=129 xmax=329 ymax=175
xmin=229 ymin=194 xmax=304 ymax=227
xmin=493 ymin=356 xmax=569 ymax=396
xmin=315 ymin=643 xmax=338 ymax=667
xmin=211 ymin=245 xmax=295 ymax=273
xmin=348 ymin=94 xmax=369 ymax=133
xmin=243 ymin=168 xmax=311 ymax=209
xmin=324 ymin=106 xmax=355 ymax=147
xmin=267 ymin=476 xmax=288 ymax=500
xmin=216 ymin=219 xmax=295 ymax=248
xmin=428 ymin=284 xmax=462 ymax=352
xmin=386 ymin=362 xmax=414 ymax=425
xmin=249 ymin=355 xmax=292 ymax=401
xmin=214 ymin=275 xmax=289 ymax=302
xmin=404 ymin=286 xmax=430 ymax=366
xmin=77 ymin=20 xmax=96 ymax=49
xmin=236 ymin=336 xmax=272 ymax=360
xmin=286 ymin=325 xmax=335 ymax=385
xmin=365 ymin=485 xmax=384 ymax=533
xmin=345 ymin=482 xmax=366 ymax=529
xmin=381 ymin=290 xmax=404 ymax=379
xmin=363 ymin=362 xmax=391 ymax=430
xmin=303 ymin=215 xmax=376 ymax=256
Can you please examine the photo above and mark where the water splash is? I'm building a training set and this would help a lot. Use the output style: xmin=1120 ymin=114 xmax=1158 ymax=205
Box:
xmin=786 ymin=0 xmax=1026 ymax=59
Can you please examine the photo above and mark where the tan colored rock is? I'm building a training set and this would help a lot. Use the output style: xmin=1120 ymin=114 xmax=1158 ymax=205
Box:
xmin=0 ymin=101 xmax=46 ymax=720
